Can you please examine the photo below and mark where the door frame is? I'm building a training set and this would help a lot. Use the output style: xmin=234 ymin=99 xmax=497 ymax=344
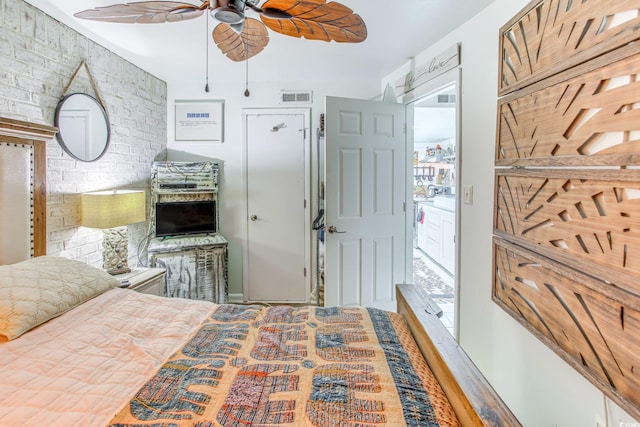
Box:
xmin=404 ymin=68 xmax=461 ymax=337
xmin=241 ymin=108 xmax=312 ymax=302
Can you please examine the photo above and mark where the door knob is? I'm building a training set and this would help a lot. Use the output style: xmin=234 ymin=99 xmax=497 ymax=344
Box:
xmin=327 ymin=225 xmax=346 ymax=234
xmin=250 ymin=215 xmax=260 ymax=221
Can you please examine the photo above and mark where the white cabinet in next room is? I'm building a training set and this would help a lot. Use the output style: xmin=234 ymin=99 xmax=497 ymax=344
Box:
xmin=421 ymin=203 xmax=455 ymax=275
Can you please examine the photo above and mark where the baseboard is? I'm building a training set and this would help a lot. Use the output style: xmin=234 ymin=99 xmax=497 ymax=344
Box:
xmin=228 ymin=293 xmax=244 ymax=304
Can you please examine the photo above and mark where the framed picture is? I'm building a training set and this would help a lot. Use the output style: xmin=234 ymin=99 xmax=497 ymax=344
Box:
xmin=175 ymin=99 xmax=224 ymax=142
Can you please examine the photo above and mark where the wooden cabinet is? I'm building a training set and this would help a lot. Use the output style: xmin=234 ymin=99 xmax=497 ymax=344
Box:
xmin=148 ymin=161 xmax=228 ymax=303
xmin=148 ymin=235 xmax=228 ymax=303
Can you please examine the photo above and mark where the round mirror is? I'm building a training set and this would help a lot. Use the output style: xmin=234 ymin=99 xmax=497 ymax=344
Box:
xmin=54 ymin=93 xmax=110 ymax=162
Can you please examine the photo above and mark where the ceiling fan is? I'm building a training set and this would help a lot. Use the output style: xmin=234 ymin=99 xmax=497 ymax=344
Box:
xmin=74 ymin=0 xmax=367 ymax=62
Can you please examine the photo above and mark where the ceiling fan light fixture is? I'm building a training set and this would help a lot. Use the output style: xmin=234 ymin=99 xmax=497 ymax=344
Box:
xmin=230 ymin=20 xmax=245 ymax=33
xmin=212 ymin=7 xmax=244 ymax=24
xmin=74 ymin=0 xmax=368 ymax=62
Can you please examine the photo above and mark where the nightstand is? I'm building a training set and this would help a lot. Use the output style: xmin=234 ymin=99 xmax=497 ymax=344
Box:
xmin=114 ymin=268 xmax=166 ymax=296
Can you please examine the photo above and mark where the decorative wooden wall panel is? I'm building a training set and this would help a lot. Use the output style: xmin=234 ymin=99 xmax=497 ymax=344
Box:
xmin=497 ymin=49 xmax=640 ymax=166
xmin=499 ymin=0 xmax=640 ymax=96
xmin=495 ymin=170 xmax=640 ymax=294
xmin=495 ymin=0 xmax=640 ymax=419
xmin=493 ymin=239 xmax=640 ymax=420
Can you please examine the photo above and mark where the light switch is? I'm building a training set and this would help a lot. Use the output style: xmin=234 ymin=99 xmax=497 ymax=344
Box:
xmin=463 ymin=186 xmax=473 ymax=205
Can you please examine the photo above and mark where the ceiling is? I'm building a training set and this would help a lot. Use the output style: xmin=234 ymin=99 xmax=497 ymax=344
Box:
xmin=24 ymin=0 xmax=496 ymax=85
xmin=413 ymin=84 xmax=456 ymax=145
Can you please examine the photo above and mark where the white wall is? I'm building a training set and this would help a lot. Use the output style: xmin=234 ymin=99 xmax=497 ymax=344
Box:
xmin=382 ymin=1 xmax=639 ymax=426
xmin=165 ymin=78 xmax=379 ymax=298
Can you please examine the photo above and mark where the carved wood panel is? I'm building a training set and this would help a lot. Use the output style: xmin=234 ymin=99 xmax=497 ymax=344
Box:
xmin=493 ymin=238 xmax=640 ymax=420
xmin=496 ymin=51 xmax=640 ymax=166
xmin=495 ymin=0 xmax=640 ymax=419
xmin=499 ymin=0 xmax=640 ymax=95
xmin=495 ymin=170 xmax=640 ymax=295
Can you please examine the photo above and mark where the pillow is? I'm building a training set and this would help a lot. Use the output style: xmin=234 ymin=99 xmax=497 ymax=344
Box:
xmin=0 ymin=256 xmax=120 ymax=340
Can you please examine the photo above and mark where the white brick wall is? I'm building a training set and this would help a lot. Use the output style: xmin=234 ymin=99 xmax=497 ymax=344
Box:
xmin=1 ymin=0 xmax=167 ymax=267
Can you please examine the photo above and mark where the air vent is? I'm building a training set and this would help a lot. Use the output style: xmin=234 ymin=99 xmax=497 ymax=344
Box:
xmin=437 ymin=94 xmax=456 ymax=103
xmin=280 ymin=90 xmax=313 ymax=104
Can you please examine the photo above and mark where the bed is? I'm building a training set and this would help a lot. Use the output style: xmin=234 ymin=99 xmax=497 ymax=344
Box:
xmin=0 ymin=117 xmax=519 ymax=426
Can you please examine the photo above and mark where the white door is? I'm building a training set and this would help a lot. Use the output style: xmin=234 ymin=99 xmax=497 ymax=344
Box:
xmin=324 ymin=97 xmax=406 ymax=311
xmin=59 ymin=111 xmax=91 ymax=159
xmin=243 ymin=109 xmax=310 ymax=303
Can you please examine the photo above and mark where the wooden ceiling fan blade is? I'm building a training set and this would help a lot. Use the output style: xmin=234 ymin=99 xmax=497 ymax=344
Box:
xmin=74 ymin=1 xmax=205 ymax=24
xmin=212 ymin=18 xmax=269 ymax=62
xmin=245 ymin=0 xmax=291 ymax=19
xmin=259 ymin=0 xmax=367 ymax=43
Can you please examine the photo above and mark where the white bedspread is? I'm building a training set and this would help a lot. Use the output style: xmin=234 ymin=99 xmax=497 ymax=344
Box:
xmin=0 ymin=289 xmax=215 ymax=427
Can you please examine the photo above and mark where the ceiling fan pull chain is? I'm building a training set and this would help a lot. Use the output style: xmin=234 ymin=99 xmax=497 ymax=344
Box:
xmin=205 ymin=15 xmax=210 ymax=93
xmin=244 ymin=58 xmax=250 ymax=97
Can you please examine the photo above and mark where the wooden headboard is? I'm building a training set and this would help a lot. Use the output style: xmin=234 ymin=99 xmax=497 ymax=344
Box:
xmin=493 ymin=0 xmax=640 ymax=420
xmin=0 ymin=117 xmax=56 ymax=264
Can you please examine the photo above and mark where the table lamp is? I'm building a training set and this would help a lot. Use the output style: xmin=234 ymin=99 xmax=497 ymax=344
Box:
xmin=81 ymin=190 xmax=146 ymax=274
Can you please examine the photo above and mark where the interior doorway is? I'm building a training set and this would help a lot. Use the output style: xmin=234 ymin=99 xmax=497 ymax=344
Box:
xmin=408 ymin=82 xmax=458 ymax=336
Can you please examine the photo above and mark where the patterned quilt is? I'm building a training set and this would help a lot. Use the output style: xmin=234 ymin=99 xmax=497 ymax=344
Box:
xmin=109 ymin=305 xmax=459 ymax=427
